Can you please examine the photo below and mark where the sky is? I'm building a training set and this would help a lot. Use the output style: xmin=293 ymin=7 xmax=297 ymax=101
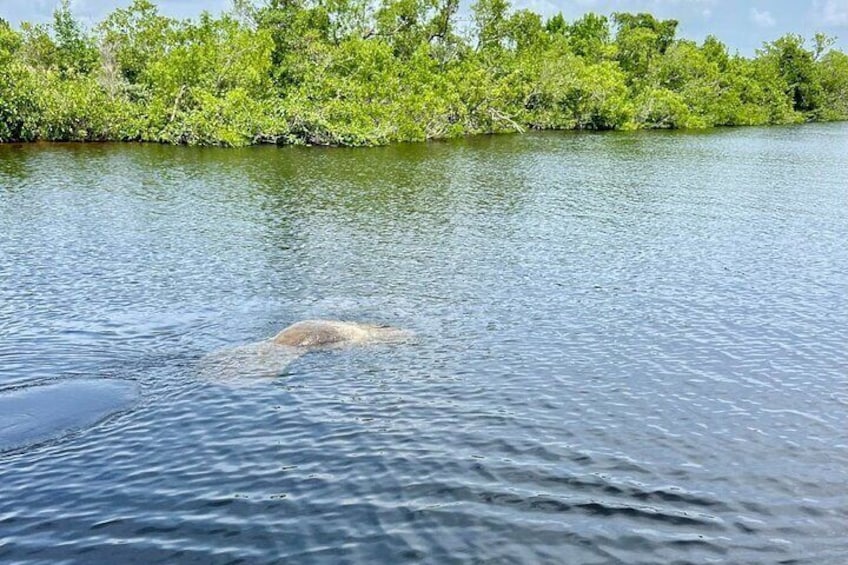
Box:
xmin=0 ymin=0 xmax=846 ymax=56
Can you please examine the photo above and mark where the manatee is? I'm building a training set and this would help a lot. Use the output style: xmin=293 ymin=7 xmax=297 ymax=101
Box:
xmin=271 ymin=319 xmax=412 ymax=348
xmin=0 ymin=379 xmax=138 ymax=453
xmin=200 ymin=320 xmax=412 ymax=382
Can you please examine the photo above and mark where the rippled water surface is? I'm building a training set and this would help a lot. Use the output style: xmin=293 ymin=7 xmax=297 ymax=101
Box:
xmin=1 ymin=125 xmax=847 ymax=563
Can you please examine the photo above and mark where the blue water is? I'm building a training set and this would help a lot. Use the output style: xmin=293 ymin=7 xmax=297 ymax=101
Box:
xmin=1 ymin=124 xmax=846 ymax=563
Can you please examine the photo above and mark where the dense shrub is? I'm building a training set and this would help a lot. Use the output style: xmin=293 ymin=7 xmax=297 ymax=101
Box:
xmin=0 ymin=0 xmax=845 ymax=146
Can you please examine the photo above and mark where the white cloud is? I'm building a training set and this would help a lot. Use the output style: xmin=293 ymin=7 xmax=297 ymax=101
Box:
xmin=749 ymin=7 xmax=776 ymax=28
xmin=814 ymin=0 xmax=848 ymax=26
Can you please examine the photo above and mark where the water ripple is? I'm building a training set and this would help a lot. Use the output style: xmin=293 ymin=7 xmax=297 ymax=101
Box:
xmin=1 ymin=127 xmax=847 ymax=562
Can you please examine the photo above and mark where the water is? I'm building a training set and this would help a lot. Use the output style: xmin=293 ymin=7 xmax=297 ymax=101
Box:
xmin=1 ymin=124 xmax=846 ymax=563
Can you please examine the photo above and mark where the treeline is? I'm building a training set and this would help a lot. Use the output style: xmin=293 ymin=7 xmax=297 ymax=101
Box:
xmin=1 ymin=0 xmax=847 ymax=146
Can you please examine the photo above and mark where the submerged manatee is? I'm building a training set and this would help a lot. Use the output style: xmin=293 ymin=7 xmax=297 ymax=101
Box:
xmin=200 ymin=320 xmax=412 ymax=383
xmin=0 ymin=379 xmax=138 ymax=453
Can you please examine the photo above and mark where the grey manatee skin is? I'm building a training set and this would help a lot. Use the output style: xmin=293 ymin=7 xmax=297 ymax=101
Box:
xmin=0 ymin=379 xmax=139 ymax=453
xmin=200 ymin=320 xmax=413 ymax=383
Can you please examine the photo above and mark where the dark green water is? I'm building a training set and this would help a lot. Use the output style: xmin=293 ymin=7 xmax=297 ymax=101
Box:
xmin=1 ymin=125 xmax=846 ymax=563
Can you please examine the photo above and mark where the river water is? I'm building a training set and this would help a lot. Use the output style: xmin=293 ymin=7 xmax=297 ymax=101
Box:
xmin=1 ymin=124 xmax=846 ymax=563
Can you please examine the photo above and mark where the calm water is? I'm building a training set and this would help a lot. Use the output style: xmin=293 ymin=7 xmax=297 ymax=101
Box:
xmin=1 ymin=125 xmax=846 ymax=563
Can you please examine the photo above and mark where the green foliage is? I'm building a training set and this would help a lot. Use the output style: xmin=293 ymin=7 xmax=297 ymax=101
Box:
xmin=31 ymin=73 xmax=136 ymax=140
xmin=613 ymin=12 xmax=678 ymax=78
xmin=648 ymin=40 xmax=720 ymax=124
xmin=97 ymin=0 xmax=172 ymax=86
xmin=0 ymin=2 xmax=845 ymax=146
xmin=0 ymin=20 xmax=35 ymax=141
xmin=472 ymin=0 xmax=512 ymax=52
xmin=163 ymin=88 xmax=283 ymax=146
xmin=635 ymin=88 xmax=696 ymax=129
xmin=818 ymin=50 xmax=848 ymax=120
xmin=253 ymin=0 xmax=337 ymax=88
xmin=565 ymin=13 xmax=613 ymax=63
xmin=528 ymin=47 xmax=632 ymax=130
xmin=52 ymin=0 xmax=99 ymax=77
xmin=758 ymin=34 xmax=823 ymax=117
xmin=131 ymin=12 xmax=276 ymax=145
xmin=0 ymin=18 xmax=21 ymax=64
xmin=375 ymin=0 xmax=450 ymax=58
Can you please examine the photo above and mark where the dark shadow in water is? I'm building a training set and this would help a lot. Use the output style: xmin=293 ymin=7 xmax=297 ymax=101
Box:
xmin=0 ymin=378 xmax=139 ymax=453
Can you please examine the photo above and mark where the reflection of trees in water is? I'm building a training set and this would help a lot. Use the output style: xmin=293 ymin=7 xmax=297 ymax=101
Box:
xmin=193 ymin=135 xmax=541 ymax=324
xmin=240 ymin=135 xmax=534 ymax=225
xmin=0 ymin=145 xmax=31 ymax=182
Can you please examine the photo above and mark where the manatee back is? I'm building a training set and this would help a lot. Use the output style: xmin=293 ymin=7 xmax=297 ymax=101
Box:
xmin=200 ymin=320 xmax=413 ymax=384
xmin=272 ymin=320 xmax=353 ymax=347
xmin=271 ymin=320 xmax=411 ymax=347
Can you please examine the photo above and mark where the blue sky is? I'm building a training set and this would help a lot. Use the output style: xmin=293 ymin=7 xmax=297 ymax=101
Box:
xmin=1 ymin=0 xmax=846 ymax=55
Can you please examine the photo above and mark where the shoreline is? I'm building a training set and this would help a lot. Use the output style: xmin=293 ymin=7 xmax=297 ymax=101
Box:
xmin=1 ymin=119 xmax=844 ymax=150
